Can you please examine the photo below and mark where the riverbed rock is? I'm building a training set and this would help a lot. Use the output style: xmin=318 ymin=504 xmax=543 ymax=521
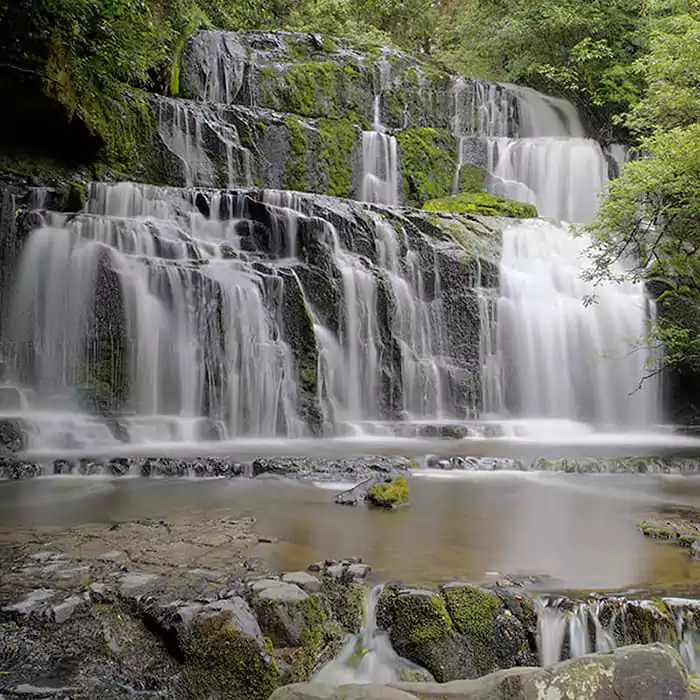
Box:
xmin=269 ymin=644 xmax=688 ymax=700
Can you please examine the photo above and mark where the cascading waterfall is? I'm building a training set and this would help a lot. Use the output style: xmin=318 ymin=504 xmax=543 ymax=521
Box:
xmin=4 ymin=177 xmax=475 ymax=450
xmin=494 ymin=219 xmax=661 ymax=426
xmin=536 ymin=597 xmax=699 ymax=673
xmin=360 ymin=95 xmax=399 ymax=205
xmin=469 ymin=85 xmax=662 ymax=427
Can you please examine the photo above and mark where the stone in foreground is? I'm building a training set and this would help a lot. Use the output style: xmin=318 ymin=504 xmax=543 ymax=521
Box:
xmin=269 ymin=644 xmax=688 ymax=700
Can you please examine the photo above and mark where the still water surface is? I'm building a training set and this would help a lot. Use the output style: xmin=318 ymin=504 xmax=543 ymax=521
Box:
xmin=1 ymin=471 xmax=700 ymax=591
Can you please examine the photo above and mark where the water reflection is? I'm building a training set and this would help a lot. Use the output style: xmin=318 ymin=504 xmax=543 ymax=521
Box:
xmin=2 ymin=472 xmax=700 ymax=590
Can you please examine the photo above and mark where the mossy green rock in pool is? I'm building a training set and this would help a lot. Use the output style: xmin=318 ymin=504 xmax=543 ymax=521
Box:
xmin=367 ymin=476 xmax=410 ymax=508
xmin=422 ymin=192 xmax=538 ymax=218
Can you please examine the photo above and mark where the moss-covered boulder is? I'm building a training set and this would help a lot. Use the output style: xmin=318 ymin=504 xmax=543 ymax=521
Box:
xmin=247 ymin=579 xmax=340 ymax=684
xmin=320 ymin=572 xmax=366 ymax=634
xmin=379 ymin=587 xmax=474 ymax=682
xmin=178 ymin=598 xmax=280 ymax=700
xmin=442 ymin=584 xmax=534 ymax=676
xmin=423 ymin=192 xmax=538 ymax=218
xmin=367 ymin=476 xmax=410 ymax=508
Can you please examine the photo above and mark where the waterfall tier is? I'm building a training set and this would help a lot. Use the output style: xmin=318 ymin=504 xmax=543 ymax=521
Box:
xmin=2 ymin=182 xmax=500 ymax=450
xmin=483 ymin=219 xmax=661 ymax=426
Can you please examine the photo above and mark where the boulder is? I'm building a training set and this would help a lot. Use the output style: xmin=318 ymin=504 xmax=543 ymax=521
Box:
xmin=269 ymin=644 xmax=688 ymax=700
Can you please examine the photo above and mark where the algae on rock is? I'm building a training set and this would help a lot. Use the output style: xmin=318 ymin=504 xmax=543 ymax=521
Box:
xmin=423 ymin=192 xmax=538 ymax=218
xmin=367 ymin=475 xmax=410 ymax=508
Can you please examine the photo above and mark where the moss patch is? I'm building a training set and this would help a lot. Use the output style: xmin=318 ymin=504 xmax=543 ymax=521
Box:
xmin=283 ymin=116 xmax=307 ymax=191
xmin=396 ymin=127 xmax=456 ymax=207
xmin=423 ymin=192 xmax=537 ymax=218
xmin=287 ymin=596 xmax=327 ymax=682
xmin=458 ymin=163 xmax=487 ymax=193
xmin=442 ymin=586 xmax=499 ymax=672
xmin=179 ymin=612 xmax=280 ymax=700
xmin=392 ymin=593 xmax=453 ymax=647
xmin=317 ymin=118 xmax=356 ymax=197
xmin=367 ymin=475 xmax=410 ymax=508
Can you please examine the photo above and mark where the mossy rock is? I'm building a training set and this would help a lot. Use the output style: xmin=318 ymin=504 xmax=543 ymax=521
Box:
xmin=285 ymin=596 xmax=331 ymax=683
xmin=367 ymin=475 xmax=409 ymax=508
xmin=423 ymin=192 xmax=538 ymax=218
xmin=387 ymin=590 xmax=471 ymax=682
xmin=442 ymin=585 xmax=524 ymax=676
xmin=396 ymin=127 xmax=456 ymax=207
xmin=458 ymin=163 xmax=487 ymax=194
xmin=319 ymin=578 xmax=365 ymax=634
xmin=179 ymin=611 xmax=280 ymax=700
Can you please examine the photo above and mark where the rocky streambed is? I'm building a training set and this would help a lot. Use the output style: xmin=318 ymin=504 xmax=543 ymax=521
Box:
xmin=1 ymin=502 xmax=700 ymax=700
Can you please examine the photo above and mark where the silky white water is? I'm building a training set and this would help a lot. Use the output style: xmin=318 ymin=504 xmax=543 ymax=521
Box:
xmin=360 ymin=95 xmax=399 ymax=205
xmin=490 ymin=218 xmax=661 ymax=426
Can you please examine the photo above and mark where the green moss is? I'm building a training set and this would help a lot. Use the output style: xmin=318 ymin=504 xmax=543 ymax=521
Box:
xmin=639 ymin=521 xmax=681 ymax=541
xmin=458 ymin=163 xmax=487 ymax=193
xmin=367 ymin=475 xmax=410 ymax=508
xmin=317 ymin=118 xmax=356 ymax=197
xmin=320 ymin=579 xmax=365 ymax=633
xmin=180 ymin=612 xmax=280 ymax=700
xmin=442 ymin=586 xmax=499 ymax=670
xmin=288 ymin=596 xmax=327 ymax=682
xmin=283 ymin=116 xmax=307 ymax=191
xmin=423 ymin=192 xmax=538 ymax=218
xmin=281 ymin=61 xmax=339 ymax=117
xmin=396 ymin=127 xmax=457 ymax=207
xmin=393 ymin=593 xmax=453 ymax=647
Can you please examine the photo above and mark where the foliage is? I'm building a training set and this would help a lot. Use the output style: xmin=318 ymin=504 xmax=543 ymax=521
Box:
xmin=583 ymin=2 xmax=700 ymax=383
xmin=432 ymin=0 xmax=648 ymax=121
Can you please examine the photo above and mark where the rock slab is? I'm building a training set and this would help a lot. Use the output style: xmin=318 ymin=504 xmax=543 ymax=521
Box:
xmin=269 ymin=644 xmax=689 ymax=700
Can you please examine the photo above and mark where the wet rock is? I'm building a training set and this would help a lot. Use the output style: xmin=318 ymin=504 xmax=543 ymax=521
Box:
xmin=335 ymin=477 xmax=380 ymax=506
xmin=117 ymin=572 xmax=159 ymax=595
xmin=282 ymin=572 xmax=322 ymax=594
xmin=178 ymin=596 xmax=280 ymax=700
xmin=0 ymin=458 xmax=41 ymax=480
xmin=270 ymin=644 xmax=688 ymax=700
xmin=0 ymin=418 xmax=27 ymax=452
xmin=249 ymin=581 xmax=310 ymax=647
xmin=2 ymin=589 xmax=56 ymax=617
xmin=255 ymin=456 xmax=411 ymax=482
xmin=51 ymin=594 xmax=88 ymax=624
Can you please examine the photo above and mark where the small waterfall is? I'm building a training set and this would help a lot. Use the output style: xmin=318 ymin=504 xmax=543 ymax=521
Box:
xmin=315 ymin=585 xmax=429 ymax=684
xmin=360 ymin=96 xmax=399 ymax=205
xmin=461 ymin=83 xmax=611 ymax=222
xmin=495 ymin=218 xmax=661 ymax=426
xmin=157 ymin=99 xmax=253 ymax=189
xmin=536 ymin=597 xmax=700 ymax=670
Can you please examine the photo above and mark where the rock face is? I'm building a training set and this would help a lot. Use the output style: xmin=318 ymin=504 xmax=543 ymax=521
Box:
xmin=269 ymin=644 xmax=689 ymax=700
xmin=147 ymin=30 xmax=508 ymax=206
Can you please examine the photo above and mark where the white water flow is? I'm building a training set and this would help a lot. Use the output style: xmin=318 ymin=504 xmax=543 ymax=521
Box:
xmin=5 ymin=182 xmax=303 ymax=449
xmin=466 ymin=84 xmax=609 ymax=222
xmin=360 ymin=95 xmax=399 ymax=205
xmin=495 ymin=219 xmax=661 ymax=426
xmin=462 ymin=84 xmax=663 ymax=428
xmin=315 ymin=585 xmax=430 ymax=684
xmin=536 ymin=597 xmax=700 ymax=671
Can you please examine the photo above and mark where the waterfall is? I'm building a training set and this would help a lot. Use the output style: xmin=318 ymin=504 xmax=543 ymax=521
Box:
xmin=360 ymin=96 xmax=399 ymax=205
xmin=314 ymin=585 xmax=430 ymax=684
xmin=536 ymin=597 xmax=699 ymax=672
xmin=459 ymin=84 xmax=663 ymax=427
xmin=493 ymin=218 xmax=661 ymax=426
